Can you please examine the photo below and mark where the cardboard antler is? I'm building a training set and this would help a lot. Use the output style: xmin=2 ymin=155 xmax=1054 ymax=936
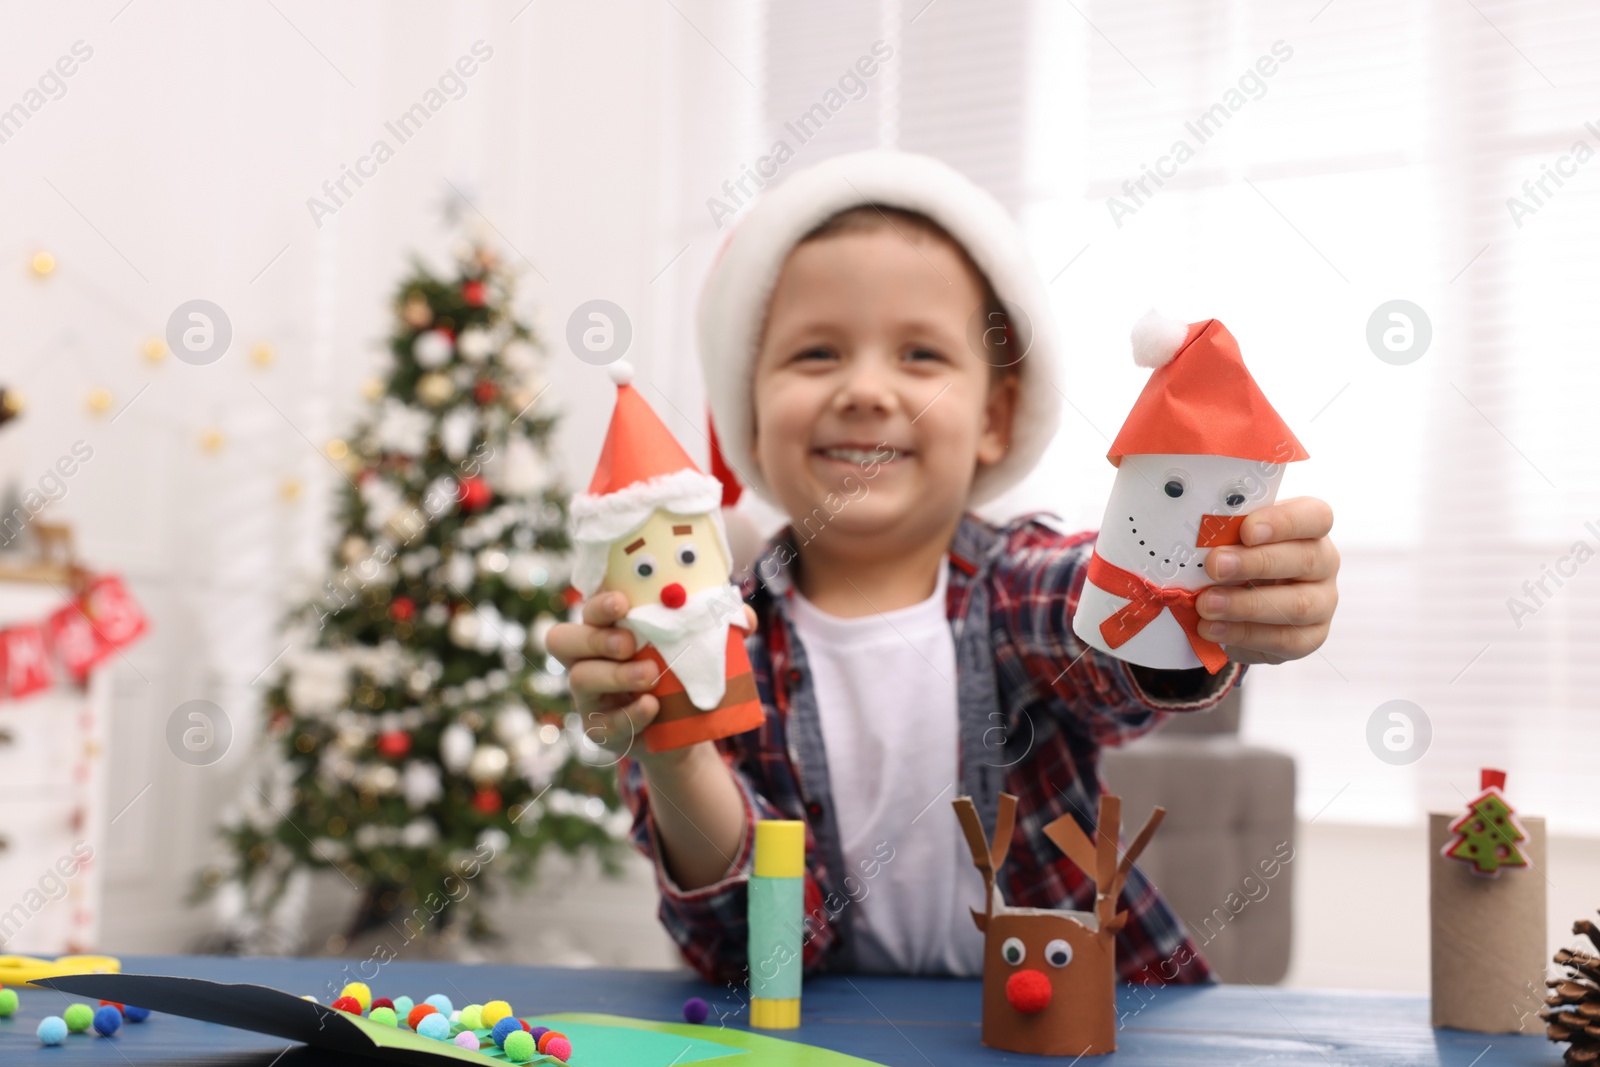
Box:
xmin=1042 ymin=794 xmax=1166 ymax=933
xmin=952 ymin=794 xmax=1016 ymax=931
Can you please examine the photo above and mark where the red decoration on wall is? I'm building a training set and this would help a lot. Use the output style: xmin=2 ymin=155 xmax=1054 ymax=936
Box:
xmin=0 ymin=573 xmax=149 ymax=700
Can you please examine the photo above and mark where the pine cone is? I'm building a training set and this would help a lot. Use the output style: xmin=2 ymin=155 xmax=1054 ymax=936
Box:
xmin=1546 ymin=915 xmax=1600 ymax=1064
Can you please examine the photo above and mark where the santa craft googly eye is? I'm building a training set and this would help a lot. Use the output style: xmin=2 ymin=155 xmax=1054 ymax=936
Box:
xmin=1070 ymin=312 xmax=1309 ymax=674
xmin=569 ymin=361 xmax=765 ymax=753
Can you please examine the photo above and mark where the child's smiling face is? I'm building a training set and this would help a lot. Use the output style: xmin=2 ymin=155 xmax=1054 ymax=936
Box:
xmin=751 ymin=216 xmax=1018 ymax=547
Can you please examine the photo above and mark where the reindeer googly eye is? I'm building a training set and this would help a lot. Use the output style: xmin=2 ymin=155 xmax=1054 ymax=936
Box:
xmin=1001 ymin=937 xmax=1026 ymax=966
xmin=1044 ymin=939 xmax=1073 ymax=968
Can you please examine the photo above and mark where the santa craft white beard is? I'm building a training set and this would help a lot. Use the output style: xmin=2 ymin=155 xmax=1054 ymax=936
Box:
xmin=617 ymin=583 xmax=746 ymax=709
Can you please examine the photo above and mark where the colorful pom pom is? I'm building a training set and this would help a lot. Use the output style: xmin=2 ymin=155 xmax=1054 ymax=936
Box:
xmin=503 ymin=1030 xmax=536 ymax=1063
xmin=368 ymin=1007 xmax=397 ymax=1027
xmin=407 ymin=1004 xmax=438 ymax=1030
xmin=458 ymin=1004 xmax=483 ymax=1030
xmin=93 ymin=1005 xmax=123 ymax=1036
xmin=370 ymin=997 xmax=394 ymax=1012
xmin=492 ymin=1016 xmax=523 ymax=1048
xmin=64 ymin=1003 xmax=94 ymax=1032
xmin=417 ymin=1013 xmax=451 ymax=1040
xmin=683 ymin=996 xmax=709 ymax=1024
xmin=0 ymin=988 xmax=17 ymax=1016
xmin=98 ymin=1000 xmax=124 ymax=1012
xmin=393 ymin=995 xmax=415 ymax=1020
xmin=123 ymin=1005 xmax=152 ymax=1023
xmin=38 ymin=1016 xmax=68 ymax=1045
xmin=331 ymin=996 xmax=362 ymax=1014
xmin=545 ymin=1035 xmax=573 ymax=1062
xmin=481 ymin=999 xmax=512 ymax=1027
xmin=424 ymin=993 xmax=452 ymax=1016
xmin=340 ymin=981 xmax=372 ymax=1012
xmin=537 ymin=1030 xmax=567 ymax=1054
xmin=454 ymin=1031 xmax=481 ymax=1051
xmin=529 ymin=1026 xmax=550 ymax=1041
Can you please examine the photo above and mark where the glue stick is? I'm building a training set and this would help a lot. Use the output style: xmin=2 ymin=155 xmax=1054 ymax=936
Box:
xmin=748 ymin=819 xmax=804 ymax=1029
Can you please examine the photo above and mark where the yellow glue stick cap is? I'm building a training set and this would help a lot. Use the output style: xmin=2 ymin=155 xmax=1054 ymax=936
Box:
xmin=754 ymin=820 xmax=804 ymax=878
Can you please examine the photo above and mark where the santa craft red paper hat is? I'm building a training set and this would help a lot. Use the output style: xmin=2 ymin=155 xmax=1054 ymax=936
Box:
xmin=1107 ymin=312 xmax=1309 ymax=466
xmin=569 ymin=361 xmax=730 ymax=597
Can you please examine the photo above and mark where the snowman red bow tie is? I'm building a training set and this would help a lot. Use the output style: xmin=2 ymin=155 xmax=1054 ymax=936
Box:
xmin=1086 ymin=551 xmax=1230 ymax=674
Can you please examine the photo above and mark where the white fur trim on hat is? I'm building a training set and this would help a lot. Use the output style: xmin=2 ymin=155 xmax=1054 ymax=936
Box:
xmin=569 ymin=468 xmax=729 ymax=597
xmin=1130 ymin=309 xmax=1189 ymax=369
xmin=696 ymin=150 xmax=1062 ymax=507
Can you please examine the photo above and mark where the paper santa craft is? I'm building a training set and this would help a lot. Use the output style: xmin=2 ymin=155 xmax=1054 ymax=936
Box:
xmin=570 ymin=362 xmax=765 ymax=754
xmin=1071 ymin=312 xmax=1309 ymax=673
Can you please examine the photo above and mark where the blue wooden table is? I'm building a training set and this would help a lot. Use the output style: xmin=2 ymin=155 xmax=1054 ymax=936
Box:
xmin=0 ymin=955 xmax=1559 ymax=1065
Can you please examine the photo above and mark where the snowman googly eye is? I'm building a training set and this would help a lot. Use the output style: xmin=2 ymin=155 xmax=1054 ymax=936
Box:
xmin=1162 ymin=469 xmax=1189 ymax=499
xmin=1219 ymin=480 xmax=1250 ymax=510
xmin=1001 ymin=937 xmax=1026 ymax=966
xmin=632 ymin=553 xmax=658 ymax=579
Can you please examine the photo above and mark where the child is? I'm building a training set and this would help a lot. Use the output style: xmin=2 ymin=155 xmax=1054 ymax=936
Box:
xmin=547 ymin=151 xmax=1339 ymax=986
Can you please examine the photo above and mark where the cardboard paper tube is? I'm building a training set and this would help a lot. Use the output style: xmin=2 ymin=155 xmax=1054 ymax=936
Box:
xmin=1429 ymin=812 xmax=1547 ymax=1033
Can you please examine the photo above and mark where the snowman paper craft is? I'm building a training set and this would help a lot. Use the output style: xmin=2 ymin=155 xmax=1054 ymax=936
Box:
xmin=1071 ymin=312 xmax=1309 ymax=674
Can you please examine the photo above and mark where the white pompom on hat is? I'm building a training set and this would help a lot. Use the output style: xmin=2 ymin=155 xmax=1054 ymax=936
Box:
xmin=695 ymin=150 xmax=1063 ymax=507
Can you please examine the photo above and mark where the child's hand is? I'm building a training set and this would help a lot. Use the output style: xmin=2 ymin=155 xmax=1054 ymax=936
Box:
xmin=545 ymin=590 xmax=758 ymax=761
xmin=1195 ymin=496 xmax=1339 ymax=666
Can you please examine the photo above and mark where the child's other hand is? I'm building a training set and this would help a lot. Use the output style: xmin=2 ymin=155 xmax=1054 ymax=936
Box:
xmin=1195 ymin=496 xmax=1339 ymax=666
xmin=545 ymin=590 xmax=758 ymax=760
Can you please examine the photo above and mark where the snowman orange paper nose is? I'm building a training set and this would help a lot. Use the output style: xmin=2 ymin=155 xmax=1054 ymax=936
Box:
xmin=1196 ymin=514 xmax=1245 ymax=547
xmin=660 ymin=582 xmax=687 ymax=608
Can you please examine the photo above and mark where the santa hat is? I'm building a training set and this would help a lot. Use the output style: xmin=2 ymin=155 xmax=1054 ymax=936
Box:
xmin=570 ymin=361 xmax=731 ymax=597
xmin=1109 ymin=311 xmax=1310 ymax=466
xmin=696 ymin=150 xmax=1062 ymax=507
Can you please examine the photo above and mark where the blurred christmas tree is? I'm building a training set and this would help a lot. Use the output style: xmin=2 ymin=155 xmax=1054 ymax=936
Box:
xmin=202 ymin=238 xmax=626 ymax=951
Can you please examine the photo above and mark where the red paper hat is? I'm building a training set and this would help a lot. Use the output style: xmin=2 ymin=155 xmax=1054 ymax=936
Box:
xmin=1107 ymin=313 xmax=1309 ymax=467
xmin=569 ymin=361 xmax=727 ymax=596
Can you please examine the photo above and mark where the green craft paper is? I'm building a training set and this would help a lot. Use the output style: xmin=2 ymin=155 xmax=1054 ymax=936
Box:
xmin=748 ymin=875 xmax=804 ymax=1001
xmin=343 ymin=1013 xmax=492 ymax=1062
xmin=539 ymin=1013 xmax=883 ymax=1067
xmin=469 ymin=1017 xmax=747 ymax=1066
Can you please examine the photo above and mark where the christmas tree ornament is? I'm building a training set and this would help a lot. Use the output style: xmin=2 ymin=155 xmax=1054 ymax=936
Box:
xmin=439 ymin=722 xmax=476 ymax=773
xmin=462 ymin=279 xmax=487 ymax=307
xmin=472 ymin=788 xmax=502 ymax=814
xmin=457 ymin=475 xmax=493 ymax=513
xmin=388 ymin=596 xmax=415 ymax=622
xmin=458 ymin=327 xmax=493 ymax=362
xmin=361 ymin=377 xmax=386 ymax=402
xmin=325 ymin=438 xmax=349 ymax=461
xmin=439 ymin=406 xmax=477 ymax=460
xmin=1442 ymin=767 xmax=1531 ymax=875
xmin=1545 ymin=912 xmax=1600 ymax=1065
xmin=1430 ymin=768 xmax=1547 ymax=1033
xmin=401 ymin=293 xmax=433 ymax=328
xmin=340 ymin=536 xmax=371 ymax=565
xmin=416 ymin=372 xmax=454 ymax=407
xmin=475 ymin=380 xmax=500 ymax=404
xmin=375 ymin=730 xmax=412 ymax=759
xmin=413 ymin=329 xmax=453 ymax=369
xmin=1072 ymin=312 xmax=1309 ymax=673
xmin=954 ymin=791 xmax=1164 ymax=1057
xmin=569 ymin=361 xmax=764 ymax=754
xmin=29 ymin=249 xmax=56 ymax=277
xmin=401 ymin=760 xmax=443 ymax=809
xmin=468 ymin=744 xmax=509 ymax=783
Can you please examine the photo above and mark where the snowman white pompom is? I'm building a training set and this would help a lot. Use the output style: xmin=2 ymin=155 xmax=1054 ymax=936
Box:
xmin=1130 ymin=309 xmax=1189 ymax=369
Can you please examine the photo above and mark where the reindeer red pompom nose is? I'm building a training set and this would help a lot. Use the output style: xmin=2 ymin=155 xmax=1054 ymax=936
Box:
xmin=659 ymin=582 xmax=687 ymax=608
xmin=1005 ymin=969 xmax=1052 ymax=1014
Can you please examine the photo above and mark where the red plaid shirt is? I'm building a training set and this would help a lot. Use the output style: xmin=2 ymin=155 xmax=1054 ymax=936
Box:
xmin=618 ymin=512 xmax=1243 ymax=991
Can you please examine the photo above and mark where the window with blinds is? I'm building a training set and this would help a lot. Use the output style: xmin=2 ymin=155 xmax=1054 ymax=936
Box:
xmin=758 ymin=0 xmax=1600 ymax=833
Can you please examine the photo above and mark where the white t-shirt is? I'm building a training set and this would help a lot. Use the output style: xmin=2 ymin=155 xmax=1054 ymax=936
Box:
xmin=789 ymin=557 xmax=988 ymax=976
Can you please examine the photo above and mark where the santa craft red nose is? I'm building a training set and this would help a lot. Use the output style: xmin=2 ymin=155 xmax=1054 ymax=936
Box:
xmin=1005 ymin=969 xmax=1052 ymax=1014
xmin=659 ymin=582 xmax=687 ymax=608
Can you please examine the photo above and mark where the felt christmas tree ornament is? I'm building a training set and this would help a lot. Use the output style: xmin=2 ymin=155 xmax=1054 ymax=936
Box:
xmin=570 ymin=362 xmax=765 ymax=754
xmin=1072 ymin=311 xmax=1309 ymax=674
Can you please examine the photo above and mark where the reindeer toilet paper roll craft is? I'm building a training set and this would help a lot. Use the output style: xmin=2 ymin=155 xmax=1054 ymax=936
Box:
xmin=569 ymin=361 xmax=765 ymax=754
xmin=953 ymin=791 xmax=1165 ymax=1056
xmin=1072 ymin=312 xmax=1309 ymax=673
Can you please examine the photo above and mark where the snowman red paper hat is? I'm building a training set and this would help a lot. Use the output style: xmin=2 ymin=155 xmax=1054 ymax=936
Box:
xmin=696 ymin=150 xmax=1062 ymax=507
xmin=1108 ymin=311 xmax=1309 ymax=466
xmin=569 ymin=361 xmax=730 ymax=597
